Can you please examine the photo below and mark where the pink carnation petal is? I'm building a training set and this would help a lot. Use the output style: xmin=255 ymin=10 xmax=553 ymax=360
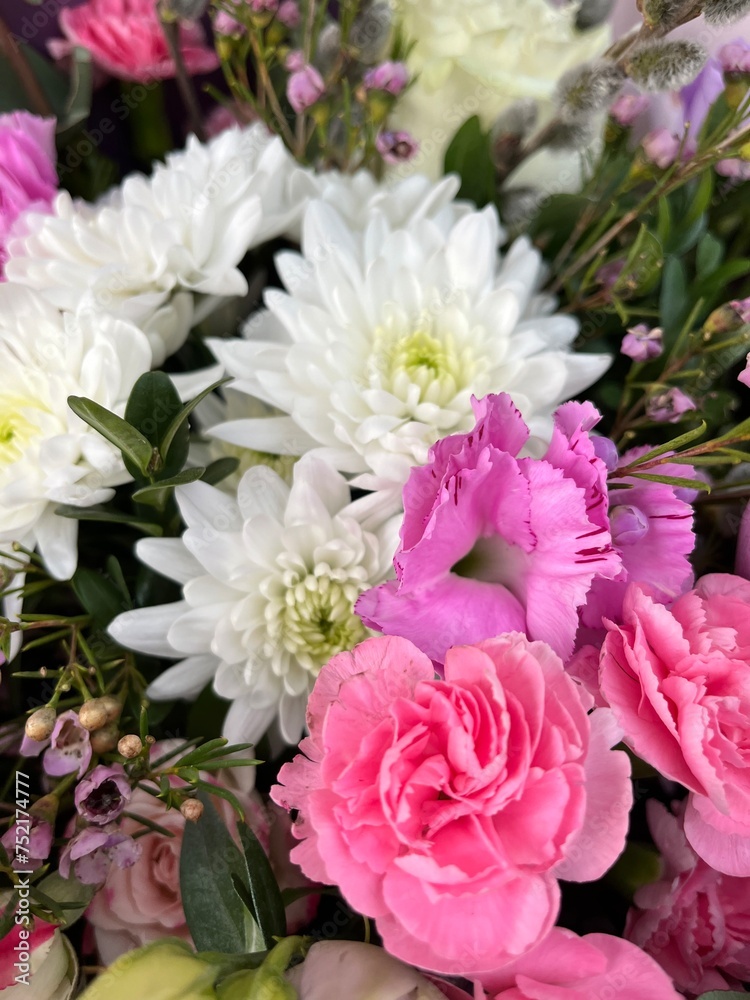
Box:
xmin=684 ymin=793 xmax=750 ymax=877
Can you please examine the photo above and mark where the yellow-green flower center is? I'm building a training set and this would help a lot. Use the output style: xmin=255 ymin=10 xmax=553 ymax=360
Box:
xmin=370 ymin=323 xmax=477 ymax=408
xmin=0 ymin=398 xmax=42 ymax=467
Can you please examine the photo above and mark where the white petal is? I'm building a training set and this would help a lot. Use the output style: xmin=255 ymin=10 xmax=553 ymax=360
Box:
xmin=146 ymin=654 xmax=219 ymax=701
xmin=109 ymin=601 xmax=190 ymax=656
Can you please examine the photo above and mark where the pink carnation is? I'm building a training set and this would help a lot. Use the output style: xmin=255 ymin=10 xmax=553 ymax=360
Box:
xmin=272 ymin=634 xmax=631 ymax=977
xmin=357 ymin=393 xmax=621 ymax=666
xmin=0 ymin=112 xmax=57 ymax=280
xmin=51 ymin=0 xmax=219 ymax=83
xmin=626 ymin=800 xmax=750 ymax=995
xmin=600 ymin=575 xmax=750 ymax=877
xmin=481 ymin=927 xmax=680 ymax=999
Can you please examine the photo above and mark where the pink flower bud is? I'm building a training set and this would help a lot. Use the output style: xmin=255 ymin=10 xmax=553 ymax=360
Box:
xmin=642 ymin=128 xmax=683 ymax=169
xmin=716 ymin=157 xmax=750 ymax=179
xmin=277 ymin=0 xmax=300 ymax=26
xmin=647 ymin=388 xmax=697 ymax=423
xmin=610 ymin=504 xmax=650 ymax=546
xmin=214 ymin=9 xmax=244 ymax=34
xmin=363 ymin=61 xmax=409 ymax=95
xmin=621 ymin=324 xmax=664 ymax=362
xmin=74 ymin=763 xmax=132 ymax=824
xmin=375 ymin=129 xmax=419 ymax=165
xmin=610 ymin=92 xmax=650 ymax=126
xmin=718 ymin=39 xmax=750 ymax=74
xmin=287 ymin=64 xmax=326 ymax=113
xmin=284 ymin=49 xmax=306 ymax=72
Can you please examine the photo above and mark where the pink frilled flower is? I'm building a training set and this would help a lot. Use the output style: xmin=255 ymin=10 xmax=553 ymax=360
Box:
xmin=272 ymin=634 xmax=632 ymax=976
xmin=480 ymin=927 xmax=680 ymax=999
xmin=610 ymin=92 xmax=650 ymax=127
xmin=44 ymin=710 xmax=92 ymax=778
xmin=287 ymin=64 xmax=326 ymax=113
xmin=621 ymin=324 xmax=663 ymax=362
xmin=74 ymin=764 xmax=131 ymax=824
xmin=1 ymin=816 xmax=53 ymax=871
xmin=50 ymin=0 xmax=219 ymax=83
xmin=85 ymin=741 xmax=315 ymax=964
xmin=363 ymin=61 xmax=409 ymax=95
xmin=357 ymin=393 xmax=621 ymax=666
xmin=375 ymin=130 xmax=419 ymax=165
xmin=60 ymin=824 xmax=141 ymax=885
xmin=626 ymin=800 xmax=750 ymax=995
xmin=600 ymin=575 xmax=750 ymax=877
xmin=0 ymin=112 xmax=57 ymax=280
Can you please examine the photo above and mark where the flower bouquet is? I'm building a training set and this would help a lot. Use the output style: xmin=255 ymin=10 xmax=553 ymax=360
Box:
xmin=1 ymin=0 xmax=750 ymax=997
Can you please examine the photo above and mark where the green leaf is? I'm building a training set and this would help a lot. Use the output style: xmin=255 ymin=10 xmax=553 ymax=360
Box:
xmin=202 ymin=457 xmax=240 ymax=486
xmin=179 ymin=793 xmax=248 ymax=954
xmin=237 ymin=821 xmax=287 ymax=949
xmin=159 ymin=377 xmax=233 ymax=462
xmin=72 ymin=567 xmax=129 ymax=629
xmin=124 ymin=372 xmax=186 ymax=479
xmin=659 ymin=256 xmax=689 ymax=339
xmin=54 ymin=504 xmax=162 ymax=535
xmin=695 ymin=993 xmax=748 ymax=1000
xmin=629 ymin=472 xmax=711 ymax=491
xmin=613 ymin=224 xmax=663 ymax=297
xmin=696 ymin=232 xmax=724 ymax=278
xmin=68 ymin=396 xmax=153 ymax=477
xmin=132 ymin=467 xmax=204 ymax=503
xmin=35 ymin=871 xmax=95 ymax=929
xmin=443 ymin=116 xmax=496 ymax=208
xmin=617 ymin=421 xmax=706 ymax=468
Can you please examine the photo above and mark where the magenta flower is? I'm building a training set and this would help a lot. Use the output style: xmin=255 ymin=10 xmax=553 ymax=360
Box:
xmin=1 ymin=817 xmax=53 ymax=871
xmin=621 ymin=324 xmax=663 ymax=362
xmin=739 ymin=353 xmax=750 ymax=389
xmin=610 ymin=92 xmax=650 ymax=126
xmin=60 ymin=824 xmax=141 ymax=885
xmin=646 ymin=387 xmax=697 ymax=423
xmin=0 ymin=112 xmax=57 ymax=280
xmin=74 ymin=764 xmax=131 ymax=825
xmin=287 ymin=64 xmax=326 ymax=113
xmin=214 ymin=8 xmax=245 ymax=34
xmin=363 ymin=61 xmax=409 ymax=95
xmin=43 ymin=710 xmax=92 ymax=778
xmin=375 ymin=130 xmax=419 ymax=165
xmin=357 ymin=394 xmax=621 ymax=665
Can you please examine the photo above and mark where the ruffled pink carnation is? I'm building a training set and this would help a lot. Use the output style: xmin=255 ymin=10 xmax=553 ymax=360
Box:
xmin=626 ymin=800 xmax=750 ymax=995
xmin=0 ymin=112 xmax=57 ymax=280
xmin=481 ymin=927 xmax=681 ymax=999
xmin=600 ymin=575 xmax=750 ymax=877
xmin=357 ymin=393 xmax=621 ymax=666
xmin=272 ymin=634 xmax=631 ymax=977
xmin=51 ymin=0 xmax=219 ymax=83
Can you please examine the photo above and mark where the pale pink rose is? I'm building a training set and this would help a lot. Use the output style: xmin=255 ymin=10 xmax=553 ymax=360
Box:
xmin=85 ymin=744 xmax=315 ymax=963
xmin=0 ymin=112 xmax=57 ymax=280
xmin=272 ymin=634 xmax=631 ymax=977
xmin=600 ymin=575 xmax=750 ymax=877
xmin=626 ymin=800 xmax=750 ymax=994
xmin=51 ymin=0 xmax=219 ymax=83
xmin=481 ymin=927 xmax=681 ymax=999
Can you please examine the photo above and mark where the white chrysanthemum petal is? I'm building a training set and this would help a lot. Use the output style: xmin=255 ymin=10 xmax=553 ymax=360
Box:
xmin=110 ymin=456 xmax=398 ymax=745
xmin=135 ymin=538 xmax=204 ymax=585
xmin=146 ymin=655 xmax=219 ymax=701
xmin=210 ymin=200 xmax=609 ymax=488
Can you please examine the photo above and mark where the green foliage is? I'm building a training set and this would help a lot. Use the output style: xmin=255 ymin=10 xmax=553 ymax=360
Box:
xmin=443 ymin=116 xmax=496 ymax=208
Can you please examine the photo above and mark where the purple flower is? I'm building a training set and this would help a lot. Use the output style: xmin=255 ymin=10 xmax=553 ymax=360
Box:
xmin=74 ymin=764 xmax=131 ymax=824
xmin=1 ymin=818 xmax=53 ymax=871
xmin=287 ymin=64 xmax=325 ymax=113
xmin=592 ymin=435 xmax=619 ymax=472
xmin=646 ymin=388 xmax=697 ymax=423
xmin=375 ymin=130 xmax=419 ymax=165
xmin=60 ymin=824 xmax=141 ymax=885
xmin=357 ymin=394 xmax=621 ymax=666
xmin=363 ymin=61 xmax=409 ymax=95
xmin=0 ymin=112 xmax=57 ymax=280
xmin=621 ymin=323 xmax=664 ymax=362
xmin=642 ymin=128 xmax=684 ymax=168
xmin=43 ymin=710 xmax=92 ymax=778
xmin=610 ymin=92 xmax=650 ymax=126
xmin=277 ymin=0 xmax=299 ymax=27
xmin=596 ymin=259 xmax=625 ymax=290
xmin=214 ymin=8 xmax=244 ymax=34
xmin=718 ymin=39 xmax=750 ymax=75
xmin=680 ymin=59 xmax=725 ymax=136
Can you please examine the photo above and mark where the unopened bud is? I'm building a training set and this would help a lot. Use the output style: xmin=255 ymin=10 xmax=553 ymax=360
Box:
xmin=100 ymin=695 xmax=122 ymax=724
xmin=117 ymin=734 xmax=143 ymax=759
xmin=576 ymin=0 xmax=616 ymax=30
xmin=90 ymin=723 xmax=119 ymax=754
xmin=704 ymin=298 xmax=750 ymax=336
xmin=704 ymin=0 xmax=750 ymax=25
xmin=626 ymin=40 xmax=707 ymax=92
xmin=639 ymin=0 xmax=684 ymax=31
xmin=499 ymin=186 xmax=542 ymax=226
xmin=314 ymin=22 xmax=341 ymax=75
xmin=544 ymin=117 xmax=600 ymax=150
xmin=180 ymin=799 xmax=204 ymax=823
xmin=25 ymin=707 xmax=56 ymax=743
xmin=556 ymin=61 xmax=626 ymax=122
xmin=491 ymin=99 xmax=539 ymax=142
xmin=350 ymin=1 xmax=392 ymax=64
xmin=78 ymin=699 xmax=109 ymax=732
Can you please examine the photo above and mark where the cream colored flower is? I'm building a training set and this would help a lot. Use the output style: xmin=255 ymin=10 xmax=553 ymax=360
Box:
xmin=391 ymin=0 xmax=611 ymax=186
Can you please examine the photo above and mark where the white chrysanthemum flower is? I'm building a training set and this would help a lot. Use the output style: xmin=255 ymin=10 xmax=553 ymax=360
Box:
xmin=108 ymin=453 xmax=399 ymax=744
xmin=0 ymin=284 xmax=152 ymax=580
xmin=391 ymin=0 xmax=611 ymax=183
xmin=5 ymin=125 xmax=312 ymax=366
xmin=207 ymin=200 xmax=610 ymax=490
